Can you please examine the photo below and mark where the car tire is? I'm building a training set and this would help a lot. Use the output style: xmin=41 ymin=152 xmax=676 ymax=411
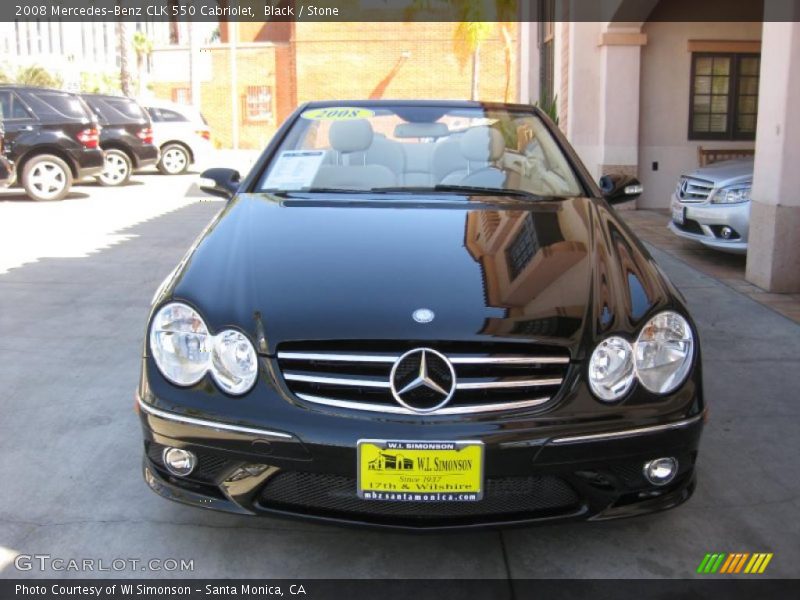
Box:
xmin=22 ymin=154 xmax=74 ymax=202
xmin=157 ymin=143 xmax=190 ymax=175
xmin=97 ymin=149 xmax=132 ymax=186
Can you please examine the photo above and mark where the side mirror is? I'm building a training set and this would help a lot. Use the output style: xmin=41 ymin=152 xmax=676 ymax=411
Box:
xmin=199 ymin=168 xmax=241 ymax=200
xmin=599 ymin=174 xmax=643 ymax=204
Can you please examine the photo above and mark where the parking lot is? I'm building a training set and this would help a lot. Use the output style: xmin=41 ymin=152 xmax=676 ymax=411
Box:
xmin=0 ymin=172 xmax=798 ymax=580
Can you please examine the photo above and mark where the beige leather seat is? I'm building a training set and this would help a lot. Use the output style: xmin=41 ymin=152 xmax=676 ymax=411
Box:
xmin=313 ymin=120 xmax=397 ymax=189
xmin=439 ymin=127 xmax=507 ymax=188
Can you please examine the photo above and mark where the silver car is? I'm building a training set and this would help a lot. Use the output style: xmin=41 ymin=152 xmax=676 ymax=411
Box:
xmin=668 ymin=158 xmax=752 ymax=254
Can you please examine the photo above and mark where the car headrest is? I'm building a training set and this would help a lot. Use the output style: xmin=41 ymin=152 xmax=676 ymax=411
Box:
xmin=329 ymin=119 xmax=374 ymax=153
xmin=460 ymin=127 xmax=505 ymax=162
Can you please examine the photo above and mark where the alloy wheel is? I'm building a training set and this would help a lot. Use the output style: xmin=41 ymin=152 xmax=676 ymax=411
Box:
xmin=162 ymin=147 xmax=188 ymax=174
xmin=28 ymin=161 xmax=67 ymax=200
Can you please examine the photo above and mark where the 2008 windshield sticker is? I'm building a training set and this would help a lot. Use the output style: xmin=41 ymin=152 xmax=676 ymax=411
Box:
xmin=301 ymin=107 xmax=375 ymax=121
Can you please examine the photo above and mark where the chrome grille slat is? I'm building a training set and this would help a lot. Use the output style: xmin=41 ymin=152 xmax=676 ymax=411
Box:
xmin=277 ymin=343 xmax=571 ymax=416
xmin=283 ymin=372 xmax=391 ymax=388
xmin=295 ymin=393 xmax=553 ymax=415
xmin=677 ymin=176 xmax=715 ymax=203
xmin=456 ymin=377 xmax=563 ymax=390
xmin=450 ymin=356 xmax=569 ymax=365
xmin=278 ymin=352 xmax=399 ymax=363
xmin=277 ymin=351 xmax=569 ymax=365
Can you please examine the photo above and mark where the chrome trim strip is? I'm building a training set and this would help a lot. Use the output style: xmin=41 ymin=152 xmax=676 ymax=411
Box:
xmin=295 ymin=392 xmax=551 ymax=415
xmin=450 ymin=356 xmax=570 ymax=365
xmin=549 ymin=414 xmax=704 ymax=445
xmin=137 ymin=397 xmax=293 ymax=440
xmin=456 ymin=377 xmax=563 ymax=390
xmin=277 ymin=351 xmax=570 ymax=366
xmin=283 ymin=373 xmax=391 ymax=388
xmin=277 ymin=352 xmax=399 ymax=363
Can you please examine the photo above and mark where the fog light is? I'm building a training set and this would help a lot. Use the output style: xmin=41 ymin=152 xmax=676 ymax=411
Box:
xmin=162 ymin=447 xmax=196 ymax=477
xmin=643 ymin=457 xmax=678 ymax=486
xmin=720 ymin=226 xmax=734 ymax=239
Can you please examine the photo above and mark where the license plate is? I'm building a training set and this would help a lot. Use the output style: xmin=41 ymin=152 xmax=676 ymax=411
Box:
xmin=357 ymin=440 xmax=484 ymax=501
xmin=672 ymin=204 xmax=686 ymax=225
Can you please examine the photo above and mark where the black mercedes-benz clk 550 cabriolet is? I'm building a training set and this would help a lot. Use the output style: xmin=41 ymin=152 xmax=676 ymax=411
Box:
xmin=137 ymin=100 xmax=704 ymax=530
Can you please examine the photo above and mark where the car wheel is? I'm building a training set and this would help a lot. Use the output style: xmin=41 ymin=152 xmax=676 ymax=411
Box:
xmin=158 ymin=144 xmax=190 ymax=175
xmin=97 ymin=149 xmax=132 ymax=186
xmin=22 ymin=154 xmax=73 ymax=201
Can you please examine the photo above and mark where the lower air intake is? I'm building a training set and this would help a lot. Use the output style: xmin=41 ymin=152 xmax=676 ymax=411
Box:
xmin=257 ymin=471 xmax=580 ymax=523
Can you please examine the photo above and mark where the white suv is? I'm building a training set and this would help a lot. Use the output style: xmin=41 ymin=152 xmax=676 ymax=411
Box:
xmin=141 ymin=100 xmax=213 ymax=175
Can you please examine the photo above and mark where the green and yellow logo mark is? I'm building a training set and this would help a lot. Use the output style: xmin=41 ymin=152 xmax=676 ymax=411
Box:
xmin=697 ymin=552 xmax=773 ymax=574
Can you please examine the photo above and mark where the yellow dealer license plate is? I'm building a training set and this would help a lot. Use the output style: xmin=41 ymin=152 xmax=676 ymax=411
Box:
xmin=357 ymin=440 xmax=484 ymax=502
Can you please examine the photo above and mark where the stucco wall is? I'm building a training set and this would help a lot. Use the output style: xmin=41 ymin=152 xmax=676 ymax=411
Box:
xmin=565 ymin=22 xmax=603 ymax=178
xmin=638 ymin=21 xmax=763 ymax=208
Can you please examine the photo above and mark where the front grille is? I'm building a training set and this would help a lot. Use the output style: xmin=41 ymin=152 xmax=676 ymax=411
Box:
xmin=276 ymin=341 xmax=571 ymax=415
xmin=676 ymin=176 xmax=715 ymax=202
xmin=258 ymin=471 xmax=580 ymax=523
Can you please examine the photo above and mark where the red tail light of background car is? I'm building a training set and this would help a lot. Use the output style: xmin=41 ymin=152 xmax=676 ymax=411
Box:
xmin=196 ymin=129 xmax=211 ymax=141
xmin=137 ymin=127 xmax=154 ymax=145
xmin=75 ymin=128 xmax=100 ymax=149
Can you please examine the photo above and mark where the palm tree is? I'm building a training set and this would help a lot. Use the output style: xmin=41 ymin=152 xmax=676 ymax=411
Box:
xmin=453 ymin=21 xmax=493 ymax=100
xmin=117 ymin=20 xmax=133 ymax=96
xmin=407 ymin=0 xmax=518 ymax=101
xmin=15 ymin=65 xmax=62 ymax=88
xmin=132 ymin=31 xmax=154 ymax=96
xmin=494 ymin=0 xmax=517 ymax=102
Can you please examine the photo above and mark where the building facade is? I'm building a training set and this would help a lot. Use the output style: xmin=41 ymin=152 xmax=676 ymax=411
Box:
xmin=0 ymin=21 xmax=173 ymax=91
xmin=516 ymin=0 xmax=799 ymax=293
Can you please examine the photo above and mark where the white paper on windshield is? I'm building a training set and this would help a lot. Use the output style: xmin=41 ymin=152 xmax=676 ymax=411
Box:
xmin=262 ymin=150 xmax=326 ymax=190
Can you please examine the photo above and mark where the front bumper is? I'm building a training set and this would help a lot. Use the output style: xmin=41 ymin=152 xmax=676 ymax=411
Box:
xmin=137 ymin=393 xmax=704 ymax=530
xmin=668 ymin=193 xmax=750 ymax=253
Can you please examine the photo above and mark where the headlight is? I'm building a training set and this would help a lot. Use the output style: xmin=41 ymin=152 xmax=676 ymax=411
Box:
xmin=711 ymin=184 xmax=751 ymax=204
xmin=634 ymin=311 xmax=694 ymax=394
xmin=149 ymin=303 xmax=211 ymax=386
xmin=211 ymin=330 xmax=258 ymax=394
xmin=588 ymin=336 xmax=635 ymax=401
xmin=150 ymin=302 xmax=258 ymax=395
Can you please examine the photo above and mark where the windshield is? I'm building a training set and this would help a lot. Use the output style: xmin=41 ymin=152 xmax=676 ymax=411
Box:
xmin=257 ymin=104 xmax=583 ymax=197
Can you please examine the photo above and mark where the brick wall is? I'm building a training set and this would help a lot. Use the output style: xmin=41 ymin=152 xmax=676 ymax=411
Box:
xmin=152 ymin=22 xmax=518 ymax=149
xmin=294 ymin=22 xmax=517 ymax=104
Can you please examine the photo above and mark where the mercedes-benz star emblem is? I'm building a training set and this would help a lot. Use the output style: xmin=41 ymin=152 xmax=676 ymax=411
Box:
xmin=389 ymin=348 xmax=456 ymax=413
xmin=412 ymin=308 xmax=435 ymax=323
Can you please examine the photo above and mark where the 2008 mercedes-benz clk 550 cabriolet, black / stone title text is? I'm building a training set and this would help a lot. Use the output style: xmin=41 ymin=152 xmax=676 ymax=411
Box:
xmin=137 ymin=100 xmax=705 ymax=530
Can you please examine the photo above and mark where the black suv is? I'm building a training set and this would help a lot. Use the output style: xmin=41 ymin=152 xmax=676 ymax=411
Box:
xmin=81 ymin=94 xmax=159 ymax=186
xmin=0 ymin=85 xmax=104 ymax=201
xmin=0 ymin=119 xmax=14 ymax=189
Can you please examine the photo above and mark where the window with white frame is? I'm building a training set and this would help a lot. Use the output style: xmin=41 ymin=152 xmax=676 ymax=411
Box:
xmin=245 ymin=85 xmax=272 ymax=122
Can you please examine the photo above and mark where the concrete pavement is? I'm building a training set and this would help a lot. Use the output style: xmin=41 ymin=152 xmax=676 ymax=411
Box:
xmin=0 ymin=178 xmax=797 ymax=579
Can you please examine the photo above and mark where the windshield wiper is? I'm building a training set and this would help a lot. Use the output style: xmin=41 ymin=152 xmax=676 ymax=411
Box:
xmin=262 ymin=188 xmax=375 ymax=195
xmin=370 ymin=185 xmax=551 ymax=200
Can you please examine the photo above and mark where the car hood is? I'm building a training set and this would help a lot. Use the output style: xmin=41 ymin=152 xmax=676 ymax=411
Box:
xmin=164 ymin=194 xmax=678 ymax=358
xmin=685 ymin=158 xmax=753 ymax=185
